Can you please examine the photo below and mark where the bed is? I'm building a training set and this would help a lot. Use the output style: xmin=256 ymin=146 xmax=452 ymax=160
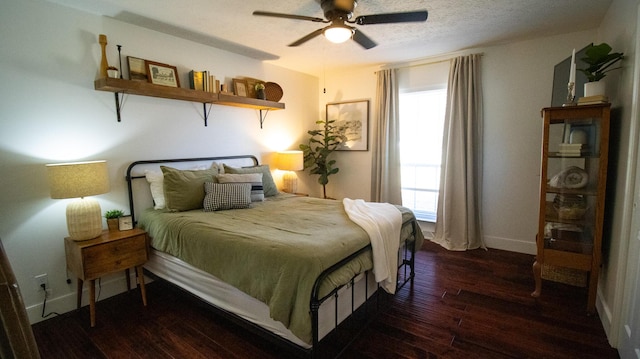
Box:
xmin=125 ymin=155 xmax=424 ymax=358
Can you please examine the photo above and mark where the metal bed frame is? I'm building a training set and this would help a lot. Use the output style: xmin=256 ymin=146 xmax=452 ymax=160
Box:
xmin=125 ymin=155 xmax=418 ymax=358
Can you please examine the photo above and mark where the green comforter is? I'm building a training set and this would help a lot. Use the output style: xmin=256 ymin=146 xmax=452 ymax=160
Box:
xmin=138 ymin=194 xmax=423 ymax=344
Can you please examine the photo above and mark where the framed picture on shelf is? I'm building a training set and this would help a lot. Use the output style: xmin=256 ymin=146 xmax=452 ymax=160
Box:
xmin=327 ymin=100 xmax=369 ymax=151
xmin=232 ymin=78 xmax=248 ymax=97
xmin=127 ymin=56 xmax=148 ymax=81
xmin=145 ymin=60 xmax=180 ymax=87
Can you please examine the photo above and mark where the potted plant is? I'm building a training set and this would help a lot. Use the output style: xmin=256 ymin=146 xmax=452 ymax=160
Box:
xmin=578 ymin=43 xmax=624 ymax=96
xmin=255 ymin=83 xmax=266 ymax=100
xmin=104 ymin=209 xmax=124 ymax=231
xmin=299 ymin=118 xmax=346 ymax=199
xmin=107 ymin=66 xmax=119 ymax=79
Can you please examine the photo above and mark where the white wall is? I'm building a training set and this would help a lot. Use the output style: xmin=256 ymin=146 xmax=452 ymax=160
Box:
xmin=320 ymin=30 xmax=597 ymax=255
xmin=594 ymin=0 xmax=640 ymax=347
xmin=0 ymin=0 xmax=318 ymax=323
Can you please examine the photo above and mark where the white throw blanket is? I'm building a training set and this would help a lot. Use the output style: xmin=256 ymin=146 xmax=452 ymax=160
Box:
xmin=342 ymin=198 xmax=402 ymax=294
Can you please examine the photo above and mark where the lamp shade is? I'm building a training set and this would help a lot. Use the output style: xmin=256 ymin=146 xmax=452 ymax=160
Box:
xmin=46 ymin=160 xmax=110 ymax=199
xmin=46 ymin=160 xmax=110 ymax=241
xmin=277 ymin=151 xmax=304 ymax=171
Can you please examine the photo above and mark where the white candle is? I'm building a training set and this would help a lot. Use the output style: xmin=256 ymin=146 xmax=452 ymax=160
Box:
xmin=569 ymin=48 xmax=576 ymax=84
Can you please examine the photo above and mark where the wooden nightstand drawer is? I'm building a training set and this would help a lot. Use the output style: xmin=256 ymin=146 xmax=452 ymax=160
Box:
xmin=83 ymin=234 xmax=147 ymax=279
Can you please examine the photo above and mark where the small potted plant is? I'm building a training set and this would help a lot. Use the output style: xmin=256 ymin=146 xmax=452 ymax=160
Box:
xmin=255 ymin=83 xmax=266 ymax=100
xmin=578 ymin=43 xmax=624 ymax=96
xmin=104 ymin=209 xmax=124 ymax=231
xmin=107 ymin=66 xmax=119 ymax=79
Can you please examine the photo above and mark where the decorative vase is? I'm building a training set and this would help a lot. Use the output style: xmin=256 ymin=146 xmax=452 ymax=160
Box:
xmin=256 ymin=88 xmax=266 ymax=100
xmin=584 ymin=81 xmax=605 ymax=97
xmin=107 ymin=218 xmax=118 ymax=231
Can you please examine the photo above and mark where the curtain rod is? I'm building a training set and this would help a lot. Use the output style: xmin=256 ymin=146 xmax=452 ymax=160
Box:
xmin=378 ymin=52 xmax=484 ymax=72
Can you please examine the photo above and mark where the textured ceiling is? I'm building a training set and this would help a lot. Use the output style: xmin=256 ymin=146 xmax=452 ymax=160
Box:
xmin=46 ymin=0 xmax=612 ymax=76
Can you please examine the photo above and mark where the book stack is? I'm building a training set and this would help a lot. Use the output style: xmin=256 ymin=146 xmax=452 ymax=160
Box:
xmin=189 ymin=70 xmax=219 ymax=93
xmin=558 ymin=143 xmax=589 ymax=156
xmin=577 ymin=95 xmax=608 ymax=106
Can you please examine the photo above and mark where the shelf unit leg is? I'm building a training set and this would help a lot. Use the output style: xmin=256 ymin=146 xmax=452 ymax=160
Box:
xmin=532 ymin=260 xmax=542 ymax=298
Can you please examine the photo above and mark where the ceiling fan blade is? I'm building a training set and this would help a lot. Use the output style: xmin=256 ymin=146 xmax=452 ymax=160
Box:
xmin=354 ymin=10 xmax=428 ymax=25
xmin=253 ymin=11 xmax=327 ymax=23
xmin=289 ymin=28 xmax=325 ymax=47
xmin=352 ymin=29 xmax=377 ymax=49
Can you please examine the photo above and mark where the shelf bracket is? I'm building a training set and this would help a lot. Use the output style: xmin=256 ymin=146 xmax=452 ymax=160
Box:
xmin=114 ymin=92 xmax=124 ymax=122
xmin=259 ymin=109 xmax=270 ymax=129
xmin=203 ymin=103 xmax=214 ymax=126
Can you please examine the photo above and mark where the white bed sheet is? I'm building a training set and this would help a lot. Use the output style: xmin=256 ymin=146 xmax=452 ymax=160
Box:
xmin=145 ymin=248 xmax=377 ymax=349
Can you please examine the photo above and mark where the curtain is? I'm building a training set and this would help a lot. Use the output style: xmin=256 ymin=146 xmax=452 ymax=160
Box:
xmin=371 ymin=69 xmax=402 ymax=205
xmin=432 ymin=54 xmax=485 ymax=250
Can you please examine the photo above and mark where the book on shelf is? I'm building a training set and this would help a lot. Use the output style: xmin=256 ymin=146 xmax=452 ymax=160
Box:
xmin=557 ymin=143 xmax=589 ymax=156
xmin=577 ymin=94 xmax=608 ymax=105
xmin=189 ymin=70 xmax=205 ymax=91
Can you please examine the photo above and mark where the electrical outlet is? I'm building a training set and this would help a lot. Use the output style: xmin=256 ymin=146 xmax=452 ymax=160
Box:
xmin=34 ymin=273 xmax=48 ymax=291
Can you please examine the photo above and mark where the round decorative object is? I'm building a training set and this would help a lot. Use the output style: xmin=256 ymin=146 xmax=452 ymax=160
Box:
xmin=264 ymin=82 xmax=283 ymax=102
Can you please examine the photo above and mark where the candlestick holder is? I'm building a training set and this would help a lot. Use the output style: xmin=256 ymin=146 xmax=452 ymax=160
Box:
xmin=563 ymin=81 xmax=576 ymax=106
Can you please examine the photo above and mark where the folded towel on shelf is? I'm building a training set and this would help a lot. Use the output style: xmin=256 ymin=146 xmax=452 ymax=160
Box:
xmin=549 ymin=166 xmax=588 ymax=189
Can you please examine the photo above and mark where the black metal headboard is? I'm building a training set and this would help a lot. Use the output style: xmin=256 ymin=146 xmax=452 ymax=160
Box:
xmin=125 ymin=155 xmax=259 ymax=224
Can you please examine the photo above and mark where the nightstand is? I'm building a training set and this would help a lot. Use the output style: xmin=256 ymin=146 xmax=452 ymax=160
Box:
xmin=64 ymin=228 xmax=148 ymax=327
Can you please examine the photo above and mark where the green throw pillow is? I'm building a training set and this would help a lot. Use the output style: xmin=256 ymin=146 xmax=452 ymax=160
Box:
xmin=161 ymin=166 xmax=220 ymax=211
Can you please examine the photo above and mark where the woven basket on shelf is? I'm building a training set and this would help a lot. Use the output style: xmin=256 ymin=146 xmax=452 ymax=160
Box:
xmin=553 ymin=194 xmax=587 ymax=220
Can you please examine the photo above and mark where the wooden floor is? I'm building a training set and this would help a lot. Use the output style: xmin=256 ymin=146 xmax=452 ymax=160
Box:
xmin=32 ymin=241 xmax=619 ymax=358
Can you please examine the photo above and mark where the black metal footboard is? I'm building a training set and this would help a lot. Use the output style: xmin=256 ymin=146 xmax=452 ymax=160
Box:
xmin=308 ymin=225 xmax=418 ymax=358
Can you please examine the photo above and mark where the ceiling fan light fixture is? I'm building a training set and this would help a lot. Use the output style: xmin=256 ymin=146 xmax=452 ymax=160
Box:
xmin=324 ymin=26 xmax=353 ymax=43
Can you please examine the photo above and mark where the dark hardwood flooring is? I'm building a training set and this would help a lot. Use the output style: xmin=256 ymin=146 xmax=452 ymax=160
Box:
xmin=32 ymin=241 xmax=619 ymax=358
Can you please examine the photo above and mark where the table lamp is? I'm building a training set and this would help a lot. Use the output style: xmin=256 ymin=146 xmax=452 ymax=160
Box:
xmin=46 ymin=160 xmax=110 ymax=241
xmin=277 ymin=151 xmax=304 ymax=193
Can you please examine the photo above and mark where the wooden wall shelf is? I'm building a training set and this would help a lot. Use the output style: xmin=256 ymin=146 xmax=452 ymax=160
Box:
xmin=94 ymin=77 xmax=285 ymax=127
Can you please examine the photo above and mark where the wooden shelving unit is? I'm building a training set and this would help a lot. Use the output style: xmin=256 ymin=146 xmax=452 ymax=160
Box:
xmin=531 ymin=103 xmax=611 ymax=313
xmin=94 ymin=77 xmax=285 ymax=127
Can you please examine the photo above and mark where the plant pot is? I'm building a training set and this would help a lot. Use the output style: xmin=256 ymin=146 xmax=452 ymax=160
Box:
xmin=107 ymin=218 xmax=119 ymax=231
xmin=584 ymin=81 xmax=605 ymax=97
xmin=256 ymin=88 xmax=266 ymax=100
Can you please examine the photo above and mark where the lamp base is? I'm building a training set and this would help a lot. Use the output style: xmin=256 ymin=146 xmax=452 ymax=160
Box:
xmin=66 ymin=198 xmax=103 ymax=241
xmin=282 ymin=171 xmax=298 ymax=193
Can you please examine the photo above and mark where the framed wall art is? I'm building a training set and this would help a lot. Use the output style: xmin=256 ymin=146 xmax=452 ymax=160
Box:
xmin=232 ymin=78 xmax=248 ymax=97
xmin=127 ymin=56 xmax=148 ymax=81
xmin=145 ymin=60 xmax=180 ymax=87
xmin=327 ymin=99 xmax=369 ymax=151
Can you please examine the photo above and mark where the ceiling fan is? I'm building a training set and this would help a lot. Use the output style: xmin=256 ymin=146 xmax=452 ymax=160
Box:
xmin=253 ymin=0 xmax=428 ymax=49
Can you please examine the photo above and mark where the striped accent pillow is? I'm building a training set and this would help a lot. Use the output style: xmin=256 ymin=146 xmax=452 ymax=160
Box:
xmin=216 ymin=173 xmax=264 ymax=202
xmin=203 ymin=182 xmax=251 ymax=211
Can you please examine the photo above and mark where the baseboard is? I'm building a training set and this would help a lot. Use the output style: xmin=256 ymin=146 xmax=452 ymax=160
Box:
xmin=26 ymin=272 xmax=148 ymax=325
xmin=483 ymin=235 xmax=537 ymax=255
xmin=596 ymin=287 xmax=615 ymax=346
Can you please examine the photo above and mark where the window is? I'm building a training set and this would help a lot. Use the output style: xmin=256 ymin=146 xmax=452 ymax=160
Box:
xmin=399 ymin=88 xmax=447 ymax=222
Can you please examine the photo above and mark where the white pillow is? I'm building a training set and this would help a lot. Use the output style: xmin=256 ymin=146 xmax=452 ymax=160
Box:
xmin=216 ymin=173 xmax=264 ymax=202
xmin=145 ymin=170 xmax=165 ymax=209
